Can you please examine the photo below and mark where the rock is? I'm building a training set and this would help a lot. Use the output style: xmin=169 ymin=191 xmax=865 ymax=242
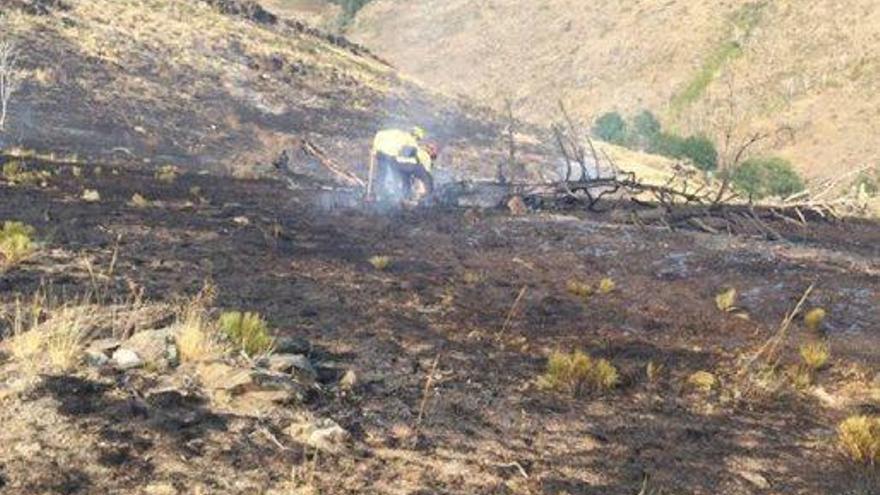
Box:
xmin=112 ymin=349 xmax=144 ymax=370
xmin=125 ymin=329 xmax=172 ymax=363
xmin=737 ymin=470 xmax=770 ymax=489
xmin=196 ymin=362 xmax=254 ymax=392
xmin=263 ymin=354 xmax=315 ymax=376
xmin=274 ymin=336 xmax=311 ymax=354
xmin=85 ymin=348 xmax=110 ymax=367
xmin=88 ymin=338 xmax=122 ymax=353
xmin=315 ymin=361 xmax=347 ymax=383
xmin=144 ymin=483 xmax=178 ymax=495
xmin=287 ymin=416 xmax=350 ymax=453
xmin=81 ymin=189 xmax=101 ymax=202
xmin=339 ymin=369 xmax=358 ymax=391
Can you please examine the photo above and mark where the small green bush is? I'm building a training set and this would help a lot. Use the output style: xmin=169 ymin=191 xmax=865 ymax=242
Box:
xmin=0 ymin=221 xmax=36 ymax=265
xmin=592 ymin=112 xmax=628 ymax=145
xmin=681 ymin=135 xmax=718 ymax=171
xmin=730 ymin=157 xmax=805 ymax=200
xmin=630 ymin=110 xmax=662 ymax=149
xmin=219 ymin=311 xmax=274 ymax=357
xmin=541 ymin=350 xmax=619 ymax=396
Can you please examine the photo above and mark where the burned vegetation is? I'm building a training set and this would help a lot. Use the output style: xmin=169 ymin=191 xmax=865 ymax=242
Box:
xmin=0 ymin=1 xmax=879 ymax=495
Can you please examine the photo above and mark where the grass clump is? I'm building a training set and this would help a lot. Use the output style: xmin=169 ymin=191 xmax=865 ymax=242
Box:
xmin=2 ymin=160 xmax=49 ymax=186
xmin=566 ymin=280 xmax=592 ymax=299
xmin=368 ymin=255 xmax=391 ymax=271
xmin=715 ymin=287 xmax=737 ymax=312
xmin=804 ymin=307 xmax=827 ymax=332
xmin=219 ymin=311 xmax=274 ymax=357
xmin=0 ymin=221 xmax=36 ymax=266
xmin=799 ymin=340 xmax=830 ymax=371
xmin=838 ymin=415 xmax=880 ymax=465
xmin=541 ymin=350 xmax=619 ymax=397
xmin=45 ymin=310 xmax=85 ymax=372
xmin=177 ymin=309 xmax=226 ymax=363
xmin=598 ymin=278 xmax=616 ymax=294
xmin=155 ymin=164 xmax=179 ymax=183
xmin=687 ymin=370 xmax=717 ymax=392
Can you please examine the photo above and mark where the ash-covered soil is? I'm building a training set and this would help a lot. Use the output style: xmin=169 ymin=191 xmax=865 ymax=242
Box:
xmin=1 ymin=157 xmax=879 ymax=494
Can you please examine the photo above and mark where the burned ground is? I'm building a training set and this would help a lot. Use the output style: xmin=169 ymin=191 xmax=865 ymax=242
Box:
xmin=0 ymin=157 xmax=878 ymax=494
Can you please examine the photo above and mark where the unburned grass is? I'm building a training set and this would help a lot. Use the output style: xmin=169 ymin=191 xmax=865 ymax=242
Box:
xmin=541 ymin=350 xmax=619 ymax=397
xmin=838 ymin=415 xmax=880 ymax=465
xmin=219 ymin=311 xmax=274 ymax=357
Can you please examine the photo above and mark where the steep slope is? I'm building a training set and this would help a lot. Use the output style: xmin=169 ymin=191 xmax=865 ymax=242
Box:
xmin=350 ymin=0 xmax=880 ymax=179
xmin=0 ymin=0 xmax=505 ymax=179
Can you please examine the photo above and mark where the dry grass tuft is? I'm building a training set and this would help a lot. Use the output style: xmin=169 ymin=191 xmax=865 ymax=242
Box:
xmin=6 ymin=304 xmax=84 ymax=372
xmin=838 ymin=415 xmax=880 ymax=465
xmin=799 ymin=340 xmax=830 ymax=371
xmin=219 ymin=311 xmax=274 ymax=357
xmin=0 ymin=221 xmax=36 ymax=266
xmin=541 ymin=350 xmax=619 ymax=396
xmin=44 ymin=310 xmax=85 ymax=372
xmin=687 ymin=370 xmax=717 ymax=392
xmin=715 ymin=288 xmax=737 ymax=312
xmin=177 ymin=308 xmax=226 ymax=363
xmin=804 ymin=307 xmax=827 ymax=332
xmin=368 ymin=255 xmax=392 ymax=271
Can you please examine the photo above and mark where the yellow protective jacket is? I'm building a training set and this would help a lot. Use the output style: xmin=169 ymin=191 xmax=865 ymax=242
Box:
xmin=371 ymin=129 xmax=432 ymax=171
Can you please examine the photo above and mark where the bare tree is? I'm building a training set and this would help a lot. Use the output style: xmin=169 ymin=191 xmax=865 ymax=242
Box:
xmin=0 ymin=37 xmax=20 ymax=132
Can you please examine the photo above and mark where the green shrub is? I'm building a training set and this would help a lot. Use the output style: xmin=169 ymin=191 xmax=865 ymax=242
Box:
xmin=541 ymin=350 xmax=619 ymax=396
xmin=0 ymin=221 xmax=36 ymax=265
xmin=681 ymin=135 xmax=718 ymax=171
xmin=218 ymin=311 xmax=274 ymax=357
xmin=730 ymin=157 xmax=805 ymax=200
xmin=592 ymin=111 xmax=628 ymax=145
xmin=631 ymin=110 xmax=662 ymax=149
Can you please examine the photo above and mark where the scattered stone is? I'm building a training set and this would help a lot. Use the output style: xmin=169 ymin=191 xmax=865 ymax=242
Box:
xmin=274 ymin=336 xmax=311 ymax=354
xmin=112 ymin=349 xmax=144 ymax=370
xmin=233 ymin=216 xmax=250 ymax=225
xmin=263 ymin=354 xmax=314 ymax=377
xmin=196 ymin=362 xmax=254 ymax=392
xmin=287 ymin=416 xmax=350 ymax=453
xmin=81 ymin=189 xmax=101 ymax=202
xmin=89 ymin=338 xmax=122 ymax=353
xmin=125 ymin=329 xmax=170 ymax=361
xmin=737 ymin=470 xmax=770 ymax=489
xmin=315 ymin=361 xmax=347 ymax=384
xmin=144 ymin=483 xmax=178 ymax=495
xmin=85 ymin=348 xmax=110 ymax=367
xmin=339 ymin=369 xmax=358 ymax=391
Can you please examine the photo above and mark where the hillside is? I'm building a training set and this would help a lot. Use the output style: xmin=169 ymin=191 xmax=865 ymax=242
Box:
xmin=1 ymin=2 xmax=880 ymax=495
xmin=350 ymin=0 xmax=880 ymax=180
xmin=0 ymin=0 xmax=510 ymax=180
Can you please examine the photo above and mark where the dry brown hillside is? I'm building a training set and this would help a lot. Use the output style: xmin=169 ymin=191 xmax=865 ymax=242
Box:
xmin=350 ymin=0 xmax=880 ymax=180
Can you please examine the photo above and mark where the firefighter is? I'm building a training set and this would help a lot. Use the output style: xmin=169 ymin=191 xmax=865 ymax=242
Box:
xmin=367 ymin=126 xmax=438 ymax=203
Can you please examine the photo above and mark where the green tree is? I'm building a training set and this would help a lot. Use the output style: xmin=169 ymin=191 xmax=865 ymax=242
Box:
xmin=680 ymin=135 xmax=718 ymax=172
xmin=592 ymin=111 xmax=628 ymax=145
xmin=632 ymin=110 xmax=661 ymax=141
xmin=730 ymin=157 xmax=804 ymax=200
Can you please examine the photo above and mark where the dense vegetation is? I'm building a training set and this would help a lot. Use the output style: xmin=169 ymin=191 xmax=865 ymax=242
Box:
xmin=592 ymin=110 xmax=718 ymax=172
xmin=593 ymin=110 xmax=804 ymax=200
